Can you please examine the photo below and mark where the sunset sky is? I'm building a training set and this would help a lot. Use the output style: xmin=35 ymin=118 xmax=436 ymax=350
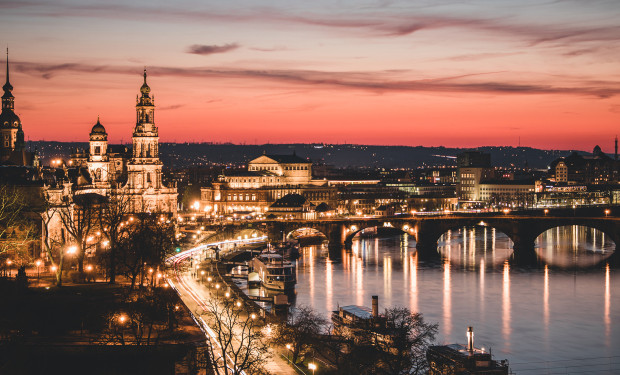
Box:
xmin=1 ymin=0 xmax=619 ymax=151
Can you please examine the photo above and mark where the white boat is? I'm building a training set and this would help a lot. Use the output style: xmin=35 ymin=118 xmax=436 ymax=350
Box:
xmin=249 ymin=253 xmax=296 ymax=291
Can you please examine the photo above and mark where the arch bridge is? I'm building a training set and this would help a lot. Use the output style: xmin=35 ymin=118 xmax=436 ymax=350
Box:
xmin=202 ymin=212 xmax=620 ymax=262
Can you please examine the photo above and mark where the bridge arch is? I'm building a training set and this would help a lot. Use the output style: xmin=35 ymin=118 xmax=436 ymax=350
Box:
xmin=416 ymin=219 xmax=518 ymax=251
xmin=437 ymin=225 xmax=515 ymax=266
xmin=286 ymin=227 xmax=328 ymax=241
xmin=344 ymin=222 xmax=415 ymax=244
xmin=534 ymin=224 xmax=616 ymax=268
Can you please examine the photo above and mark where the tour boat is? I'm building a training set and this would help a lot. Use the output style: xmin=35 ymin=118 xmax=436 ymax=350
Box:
xmin=249 ymin=252 xmax=296 ymax=291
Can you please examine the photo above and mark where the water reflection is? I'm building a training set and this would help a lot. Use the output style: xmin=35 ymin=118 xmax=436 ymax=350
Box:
xmin=438 ymin=227 xmax=513 ymax=267
xmin=502 ymin=260 xmax=511 ymax=352
xmin=291 ymin=229 xmax=618 ymax=372
xmin=536 ymin=226 xmax=615 ymax=268
xmin=443 ymin=259 xmax=452 ymax=338
xmin=605 ymin=263 xmax=611 ymax=345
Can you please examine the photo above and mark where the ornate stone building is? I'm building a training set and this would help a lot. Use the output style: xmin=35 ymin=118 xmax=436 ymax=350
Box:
xmin=200 ymin=153 xmax=337 ymax=215
xmin=69 ymin=70 xmax=177 ymax=214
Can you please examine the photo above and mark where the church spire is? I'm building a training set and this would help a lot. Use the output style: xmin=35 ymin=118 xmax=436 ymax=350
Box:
xmin=5 ymin=48 xmax=9 ymax=87
xmin=2 ymin=48 xmax=15 ymax=110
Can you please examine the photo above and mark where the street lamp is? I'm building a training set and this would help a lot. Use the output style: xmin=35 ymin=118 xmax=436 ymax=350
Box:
xmin=605 ymin=209 xmax=611 ymax=217
xmin=286 ymin=343 xmax=291 ymax=363
xmin=215 ymin=283 xmax=220 ymax=297
xmin=35 ymin=260 xmax=42 ymax=285
xmin=544 ymin=209 xmax=549 ymax=216
xmin=308 ymin=362 xmax=317 ymax=374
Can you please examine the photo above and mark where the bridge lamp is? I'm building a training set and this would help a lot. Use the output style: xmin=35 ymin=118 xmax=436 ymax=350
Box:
xmin=502 ymin=209 xmax=510 ymax=215
xmin=544 ymin=209 xmax=549 ymax=215
xmin=350 ymin=225 xmax=358 ymax=232
xmin=605 ymin=209 xmax=610 ymax=217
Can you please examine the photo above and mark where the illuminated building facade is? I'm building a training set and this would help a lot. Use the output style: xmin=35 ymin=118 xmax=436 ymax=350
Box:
xmin=69 ymin=70 xmax=177 ymax=214
xmin=200 ymin=154 xmax=336 ymax=215
xmin=548 ymin=146 xmax=618 ymax=185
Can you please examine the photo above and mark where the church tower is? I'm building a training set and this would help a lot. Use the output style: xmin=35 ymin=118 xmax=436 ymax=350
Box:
xmin=125 ymin=69 xmax=176 ymax=213
xmin=127 ymin=69 xmax=162 ymax=190
xmin=88 ymin=117 xmax=109 ymax=185
xmin=0 ymin=49 xmax=23 ymax=161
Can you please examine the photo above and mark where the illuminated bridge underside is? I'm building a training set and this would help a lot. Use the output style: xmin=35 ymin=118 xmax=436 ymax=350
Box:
xmin=206 ymin=216 xmax=620 ymax=262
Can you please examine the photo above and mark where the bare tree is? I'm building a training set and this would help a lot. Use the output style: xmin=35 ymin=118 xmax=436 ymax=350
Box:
xmin=370 ymin=307 xmax=437 ymax=375
xmin=40 ymin=200 xmax=66 ymax=286
xmin=272 ymin=304 xmax=327 ymax=365
xmin=202 ymin=295 xmax=270 ymax=375
xmin=99 ymin=192 xmax=131 ymax=284
xmin=58 ymin=193 xmax=105 ymax=275
xmin=118 ymin=213 xmax=175 ymax=289
xmin=95 ymin=288 xmax=181 ymax=346
xmin=0 ymin=184 xmax=36 ymax=262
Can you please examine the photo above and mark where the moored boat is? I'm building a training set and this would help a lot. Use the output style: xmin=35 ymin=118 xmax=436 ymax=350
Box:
xmin=249 ymin=252 xmax=296 ymax=291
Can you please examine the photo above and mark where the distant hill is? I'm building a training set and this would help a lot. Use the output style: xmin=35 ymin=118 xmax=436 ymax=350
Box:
xmin=27 ymin=141 xmax=585 ymax=169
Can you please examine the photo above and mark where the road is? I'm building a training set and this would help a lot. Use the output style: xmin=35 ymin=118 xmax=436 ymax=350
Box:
xmin=167 ymin=240 xmax=297 ymax=375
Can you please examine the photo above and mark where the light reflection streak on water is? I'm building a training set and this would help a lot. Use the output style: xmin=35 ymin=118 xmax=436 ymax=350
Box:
xmin=605 ymin=263 xmax=610 ymax=345
xmin=356 ymin=246 xmax=363 ymax=306
xmin=384 ymin=255 xmax=392 ymax=299
xmin=484 ymin=226 xmax=488 ymax=256
xmin=326 ymin=259 xmax=333 ymax=313
xmin=492 ymin=228 xmax=496 ymax=264
xmin=479 ymin=258 xmax=485 ymax=316
xmin=543 ymin=265 xmax=549 ymax=340
xmin=443 ymin=259 xmax=452 ymax=339
xmin=309 ymin=246 xmax=315 ymax=306
xmin=502 ymin=260 xmax=511 ymax=352
xmin=375 ymin=237 xmax=379 ymax=273
xmin=411 ymin=252 xmax=418 ymax=313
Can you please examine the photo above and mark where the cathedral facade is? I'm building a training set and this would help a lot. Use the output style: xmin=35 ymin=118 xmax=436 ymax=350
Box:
xmin=70 ymin=70 xmax=177 ymax=214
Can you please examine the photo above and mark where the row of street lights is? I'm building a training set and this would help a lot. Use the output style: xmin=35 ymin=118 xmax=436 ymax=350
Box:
xmin=194 ymin=259 xmax=318 ymax=373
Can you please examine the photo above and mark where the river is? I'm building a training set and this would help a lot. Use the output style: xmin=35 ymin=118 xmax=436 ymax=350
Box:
xmin=291 ymin=225 xmax=618 ymax=374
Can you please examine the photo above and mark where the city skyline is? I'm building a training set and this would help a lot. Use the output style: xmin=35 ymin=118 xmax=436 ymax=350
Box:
xmin=1 ymin=0 xmax=619 ymax=152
